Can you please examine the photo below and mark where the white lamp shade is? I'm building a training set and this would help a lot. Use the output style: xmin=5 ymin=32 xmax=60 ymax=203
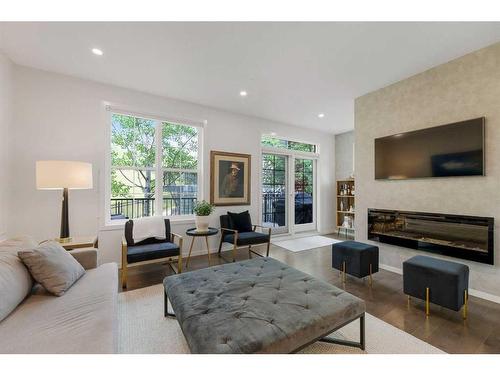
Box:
xmin=36 ymin=160 xmax=93 ymax=190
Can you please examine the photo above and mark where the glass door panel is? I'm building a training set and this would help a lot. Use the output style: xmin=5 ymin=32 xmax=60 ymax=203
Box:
xmin=262 ymin=153 xmax=288 ymax=234
xmin=294 ymin=158 xmax=314 ymax=228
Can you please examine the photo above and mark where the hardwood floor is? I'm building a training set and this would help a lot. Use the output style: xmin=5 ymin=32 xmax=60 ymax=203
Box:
xmin=120 ymin=234 xmax=500 ymax=354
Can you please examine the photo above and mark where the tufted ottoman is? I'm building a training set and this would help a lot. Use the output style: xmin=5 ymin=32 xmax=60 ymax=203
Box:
xmin=163 ymin=257 xmax=366 ymax=353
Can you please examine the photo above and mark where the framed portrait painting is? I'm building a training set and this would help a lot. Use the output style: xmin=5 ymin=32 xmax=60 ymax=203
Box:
xmin=210 ymin=151 xmax=251 ymax=206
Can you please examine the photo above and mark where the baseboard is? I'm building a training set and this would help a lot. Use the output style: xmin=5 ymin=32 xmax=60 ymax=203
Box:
xmin=380 ymin=263 xmax=500 ymax=305
xmin=467 ymin=288 xmax=500 ymax=304
xmin=379 ymin=263 xmax=402 ymax=275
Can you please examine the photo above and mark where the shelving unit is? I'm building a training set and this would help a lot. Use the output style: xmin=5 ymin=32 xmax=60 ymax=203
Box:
xmin=336 ymin=179 xmax=355 ymax=238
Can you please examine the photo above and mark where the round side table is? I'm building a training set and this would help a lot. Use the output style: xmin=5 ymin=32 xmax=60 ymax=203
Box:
xmin=185 ymin=227 xmax=219 ymax=268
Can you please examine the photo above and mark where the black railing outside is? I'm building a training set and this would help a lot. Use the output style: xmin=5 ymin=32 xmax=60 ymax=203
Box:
xmin=111 ymin=197 xmax=197 ymax=219
xmin=262 ymin=192 xmax=286 ymax=227
xmin=261 ymin=192 xmax=313 ymax=226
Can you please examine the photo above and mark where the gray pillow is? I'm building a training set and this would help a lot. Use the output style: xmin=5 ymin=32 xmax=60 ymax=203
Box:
xmin=18 ymin=241 xmax=85 ymax=296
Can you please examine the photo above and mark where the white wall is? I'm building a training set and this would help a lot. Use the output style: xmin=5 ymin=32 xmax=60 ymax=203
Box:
xmin=9 ymin=65 xmax=336 ymax=264
xmin=0 ymin=52 xmax=12 ymax=241
xmin=355 ymin=42 xmax=500 ymax=300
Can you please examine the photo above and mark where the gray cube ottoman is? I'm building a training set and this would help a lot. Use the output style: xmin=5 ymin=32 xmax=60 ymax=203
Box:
xmin=163 ymin=257 xmax=366 ymax=353
xmin=332 ymin=241 xmax=379 ymax=284
xmin=403 ymin=255 xmax=469 ymax=319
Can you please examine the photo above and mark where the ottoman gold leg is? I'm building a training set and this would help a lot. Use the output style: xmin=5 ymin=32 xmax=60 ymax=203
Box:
xmin=342 ymin=261 xmax=346 ymax=283
xmin=463 ymin=289 xmax=468 ymax=320
xmin=425 ymin=287 xmax=430 ymax=317
xmin=369 ymin=264 xmax=373 ymax=286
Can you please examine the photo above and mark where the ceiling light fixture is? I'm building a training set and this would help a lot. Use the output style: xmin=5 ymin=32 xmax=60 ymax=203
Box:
xmin=318 ymin=113 xmax=325 ymax=118
xmin=239 ymin=90 xmax=248 ymax=97
xmin=92 ymin=48 xmax=103 ymax=56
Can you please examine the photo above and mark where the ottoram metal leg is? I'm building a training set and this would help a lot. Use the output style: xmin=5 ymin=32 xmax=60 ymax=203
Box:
xmin=369 ymin=263 xmax=373 ymax=286
xmin=164 ymin=292 xmax=175 ymax=318
xmin=319 ymin=313 xmax=365 ymax=351
xmin=463 ymin=289 xmax=468 ymax=320
xmin=425 ymin=287 xmax=430 ymax=317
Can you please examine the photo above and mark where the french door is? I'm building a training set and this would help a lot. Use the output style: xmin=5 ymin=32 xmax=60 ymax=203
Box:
xmin=262 ymin=153 xmax=316 ymax=234
xmin=262 ymin=153 xmax=288 ymax=234
xmin=293 ymin=157 xmax=315 ymax=232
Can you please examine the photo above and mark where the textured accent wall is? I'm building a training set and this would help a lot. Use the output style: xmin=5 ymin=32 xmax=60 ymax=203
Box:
xmin=335 ymin=130 xmax=354 ymax=180
xmin=355 ymin=42 xmax=500 ymax=298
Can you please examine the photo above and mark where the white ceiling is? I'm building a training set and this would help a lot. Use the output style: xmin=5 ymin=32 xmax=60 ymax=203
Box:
xmin=1 ymin=22 xmax=500 ymax=134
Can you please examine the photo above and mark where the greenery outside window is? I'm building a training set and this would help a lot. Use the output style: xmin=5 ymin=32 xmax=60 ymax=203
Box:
xmin=110 ymin=112 xmax=200 ymax=220
xmin=261 ymin=135 xmax=316 ymax=153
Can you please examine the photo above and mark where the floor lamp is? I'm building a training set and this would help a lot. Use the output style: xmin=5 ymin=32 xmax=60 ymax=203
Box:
xmin=36 ymin=160 xmax=93 ymax=242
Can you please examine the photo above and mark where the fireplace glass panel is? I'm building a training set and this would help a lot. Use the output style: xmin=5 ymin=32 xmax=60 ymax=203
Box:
xmin=368 ymin=209 xmax=494 ymax=264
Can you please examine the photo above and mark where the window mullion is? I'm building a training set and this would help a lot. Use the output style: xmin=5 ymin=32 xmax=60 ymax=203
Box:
xmin=155 ymin=120 xmax=163 ymax=216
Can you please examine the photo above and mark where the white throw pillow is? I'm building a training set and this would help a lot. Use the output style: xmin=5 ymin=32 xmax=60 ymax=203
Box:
xmin=0 ymin=236 xmax=37 ymax=322
xmin=18 ymin=241 xmax=85 ymax=297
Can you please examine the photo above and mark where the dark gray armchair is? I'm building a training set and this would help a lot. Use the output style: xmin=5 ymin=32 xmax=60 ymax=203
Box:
xmin=217 ymin=214 xmax=271 ymax=262
xmin=121 ymin=218 xmax=183 ymax=289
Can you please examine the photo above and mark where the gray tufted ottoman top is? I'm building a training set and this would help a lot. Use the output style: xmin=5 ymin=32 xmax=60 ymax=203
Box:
xmin=164 ymin=257 xmax=365 ymax=353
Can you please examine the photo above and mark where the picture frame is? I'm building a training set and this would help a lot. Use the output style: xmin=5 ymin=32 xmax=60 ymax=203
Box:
xmin=210 ymin=150 xmax=251 ymax=206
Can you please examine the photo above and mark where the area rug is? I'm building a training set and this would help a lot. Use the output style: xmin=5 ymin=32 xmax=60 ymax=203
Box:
xmin=118 ymin=284 xmax=444 ymax=354
xmin=272 ymin=235 xmax=342 ymax=252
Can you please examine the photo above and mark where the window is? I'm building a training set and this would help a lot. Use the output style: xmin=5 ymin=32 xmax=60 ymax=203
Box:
xmin=110 ymin=112 xmax=200 ymax=220
xmin=261 ymin=135 xmax=316 ymax=153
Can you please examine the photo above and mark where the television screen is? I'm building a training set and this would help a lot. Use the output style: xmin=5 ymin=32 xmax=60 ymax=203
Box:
xmin=375 ymin=118 xmax=484 ymax=180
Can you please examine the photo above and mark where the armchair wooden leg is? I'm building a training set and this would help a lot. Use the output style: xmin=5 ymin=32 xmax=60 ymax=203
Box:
xmin=121 ymin=266 xmax=128 ymax=289
xmin=177 ymin=254 xmax=183 ymax=274
xmin=248 ymin=245 xmax=252 ymax=259
xmin=232 ymin=232 xmax=238 ymax=262
xmin=121 ymin=242 xmax=128 ymax=289
xmin=266 ymin=228 xmax=271 ymax=257
xmin=178 ymin=238 xmax=183 ymax=273
xmin=218 ymin=236 xmax=223 ymax=256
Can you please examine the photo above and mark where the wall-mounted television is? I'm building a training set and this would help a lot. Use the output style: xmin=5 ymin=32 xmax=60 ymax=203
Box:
xmin=375 ymin=117 xmax=485 ymax=180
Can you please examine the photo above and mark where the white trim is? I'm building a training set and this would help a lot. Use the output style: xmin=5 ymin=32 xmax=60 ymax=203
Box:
xmin=105 ymin=104 xmax=206 ymax=129
xmin=261 ymin=145 xmax=320 ymax=159
xmin=154 ymin=120 xmax=163 ymax=215
xmin=379 ymin=263 xmax=500 ymax=305
xmin=468 ymin=288 xmax=500 ymax=304
xmin=379 ymin=263 xmax=403 ymax=275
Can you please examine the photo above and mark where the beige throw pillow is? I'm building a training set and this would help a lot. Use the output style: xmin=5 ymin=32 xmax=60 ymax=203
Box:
xmin=18 ymin=241 xmax=85 ymax=296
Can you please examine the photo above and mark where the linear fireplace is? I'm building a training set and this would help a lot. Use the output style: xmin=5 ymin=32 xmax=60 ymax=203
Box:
xmin=368 ymin=209 xmax=494 ymax=265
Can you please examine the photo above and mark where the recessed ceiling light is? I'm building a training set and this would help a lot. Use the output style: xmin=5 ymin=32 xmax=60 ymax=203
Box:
xmin=92 ymin=48 xmax=103 ymax=56
xmin=239 ymin=90 xmax=248 ymax=97
xmin=270 ymin=132 xmax=277 ymax=136
xmin=318 ymin=113 xmax=325 ymax=118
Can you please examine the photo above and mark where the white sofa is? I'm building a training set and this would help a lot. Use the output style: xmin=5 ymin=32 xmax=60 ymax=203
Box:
xmin=0 ymin=237 xmax=118 ymax=354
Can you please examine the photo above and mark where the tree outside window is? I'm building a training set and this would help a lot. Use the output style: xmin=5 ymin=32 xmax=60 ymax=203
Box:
xmin=110 ymin=113 xmax=199 ymax=220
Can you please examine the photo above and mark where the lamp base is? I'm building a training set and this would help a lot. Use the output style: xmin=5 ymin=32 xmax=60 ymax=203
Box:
xmin=57 ymin=237 xmax=72 ymax=243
